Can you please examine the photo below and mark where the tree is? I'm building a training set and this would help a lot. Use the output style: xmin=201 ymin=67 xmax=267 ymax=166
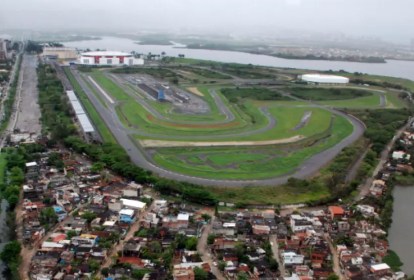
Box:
xmin=201 ymin=213 xmax=211 ymax=222
xmin=327 ymin=274 xmax=339 ymax=280
xmin=218 ymin=261 xmax=226 ymax=271
xmin=194 ymin=267 xmax=208 ymax=280
xmin=91 ymin=162 xmax=106 ymax=173
xmin=185 ymin=236 xmax=198 ymax=250
xmin=207 ymin=234 xmax=216 ymax=245
xmin=88 ymin=259 xmax=100 ymax=272
xmin=66 ymin=230 xmax=77 ymax=239
xmin=237 ymin=272 xmax=249 ymax=280
xmin=40 ymin=207 xmax=58 ymax=225
xmin=0 ymin=241 xmax=21 ymax=263
xmin=132 ymin=269 xmax=149 ymax=279
xmin=81 ymin=211 xmax=97 ymax=223
xmin=101 ymin=267 xmax=109 ymax=277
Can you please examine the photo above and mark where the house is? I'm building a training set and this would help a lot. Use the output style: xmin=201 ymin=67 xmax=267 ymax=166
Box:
xmin=162 ymin=213 xmax=190 ymax=230
xmin=213 ymin=238 xmax=237 ymax=250
xmin=356 ymin=205 xmax=376 ymax=217
xmin=53 ymin=206 xmax=67 ymax=222
xmin=370 ymin=180 xmax=386 ymax=197
xmin=141 ymin=212 xmax=160 ymax=228
xmin=252 ymin=225 xmax=271 ymax=235
xmin=120 ymin=199 xmax=146 ymax=212
xmin=370 ymin=263 xmax=391 ymax=276
xmin=26 ymin=161 xmax=40 ymax=179
xmin=119 ymin=208 xmax=135 ymax=224
xmin=262 ymin=209 xmax=275 ymax=219
xmin=282 ymin=251 xmax=305 ymax=266
xmin=122 ymin=182 xmax=143 ymax=198
xmin=328 ymin=206 xmax=344 ymax=219
xmin=290 ymin=215 xmax=313 ymax=232
xmin=392 ymin=151 xmax=410 ymax=161
xmin=213 ymin=221 xmax=236 ymax=236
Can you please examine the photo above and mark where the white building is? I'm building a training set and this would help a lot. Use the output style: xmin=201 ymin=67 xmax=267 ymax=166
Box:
xmin=120 ymin=198 xmax=146 ymax=211
xmin=392 ymin=150 xmax=411 ymax=160
xmin=290 ymin=214 xmax=314 ymax=232
xmin=282 ymin=251 xmax=305 ymax=266
xmin=79 ymin=51 xmax=144 ymax=66
xmin=301 ymin=73 xmax=349 ymax=84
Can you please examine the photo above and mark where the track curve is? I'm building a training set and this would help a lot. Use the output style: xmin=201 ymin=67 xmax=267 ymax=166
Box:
xmin=71 ymin=68 xmax=366 ymax=187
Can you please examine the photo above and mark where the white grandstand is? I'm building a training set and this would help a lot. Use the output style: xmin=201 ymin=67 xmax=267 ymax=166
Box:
xmin=301 ymin=73 xmax=349 ymax=84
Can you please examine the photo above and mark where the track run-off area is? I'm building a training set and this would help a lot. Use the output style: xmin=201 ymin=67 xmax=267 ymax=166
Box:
xmin=63 ymin=64 xmax=405 ymax=186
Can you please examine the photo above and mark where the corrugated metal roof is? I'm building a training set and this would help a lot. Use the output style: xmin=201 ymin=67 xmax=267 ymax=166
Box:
xmin=77 ymin=113 xmax=95 ymax=133
xmin=66 ymin=90 xmax=78 ymax=101
xmin=66 ymin=90 xmax=95 ymax=133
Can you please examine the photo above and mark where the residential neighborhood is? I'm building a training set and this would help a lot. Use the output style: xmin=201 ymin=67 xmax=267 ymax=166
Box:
xmin=10 ymin=121 xmax=413 ymax=280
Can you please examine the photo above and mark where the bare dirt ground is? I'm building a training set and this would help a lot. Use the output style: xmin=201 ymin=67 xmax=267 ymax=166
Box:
xmin=139 ymin=135 xmax=304 ymax=148
xmin=187 ymin=87 xmax=204 ymax=97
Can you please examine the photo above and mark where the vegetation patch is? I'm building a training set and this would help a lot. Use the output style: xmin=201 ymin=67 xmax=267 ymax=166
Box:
xmin=221 ymin=87 xmax=290 ymax=102
xmin=289 ymin=87 xmax=373 ymax=101
xmin=383 ymin=250 xmax=404 ymax=271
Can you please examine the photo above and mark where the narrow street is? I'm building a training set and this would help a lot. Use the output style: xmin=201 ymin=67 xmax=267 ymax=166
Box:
xmin=197 ymin=217 xmax=225 ymax=280
xmin=269 ymin=235 xmax=285 ymax=277
xmin=324 ymin=234 xmax=345 ymax=280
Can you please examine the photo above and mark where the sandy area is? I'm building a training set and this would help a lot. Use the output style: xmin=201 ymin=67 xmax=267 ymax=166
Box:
xmin=187 ymin=87 xmax=204 ymax=97
xmin=140 ymin=135 xmax=304 ymax=148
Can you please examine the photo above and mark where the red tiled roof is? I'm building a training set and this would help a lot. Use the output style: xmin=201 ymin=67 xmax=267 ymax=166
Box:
xmin=329 ymin=206 xmax=344 ymax=215
xmin=119 ymin=257 xmax=144 ymax=267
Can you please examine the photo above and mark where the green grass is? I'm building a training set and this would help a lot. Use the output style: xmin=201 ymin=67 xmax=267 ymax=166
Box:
xmin=209 ymin=182 xmax=330 ymax=205
xmin=383 ymin=250 xmax=404 ymax=271
xmin=151 ymin=114 xmax=353 ymax=180
xmin=318 ymin=94 xmax=381 ymax=108
xmin=385 ymin=91 xmax=407 ymax=108
xmin=221 ymin=87 xmax=290 ymax=102
xmin=64 ymin=68 xmax=117 ymax=143
xmin=177 ymin=66 xmax=231 ymax=79
xmin=289 ymin=87 xmax=374 ymax=101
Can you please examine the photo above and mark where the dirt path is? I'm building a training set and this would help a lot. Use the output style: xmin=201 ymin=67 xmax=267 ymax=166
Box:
xmin=187 ymin=87 xmax=204 ymax=97
xmin=140 ymin=135 xmax=304 ymax=148
xmin=197 ymin=217 xmax=225 ymax=280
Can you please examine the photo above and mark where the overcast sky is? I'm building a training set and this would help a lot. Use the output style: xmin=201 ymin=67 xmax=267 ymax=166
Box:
xmin=1 ymin=0 xmax=413 ymax=44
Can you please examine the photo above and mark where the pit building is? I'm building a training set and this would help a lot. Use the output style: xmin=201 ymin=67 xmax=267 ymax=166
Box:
xmin=79 ymin=51 xmax=144 ymax=66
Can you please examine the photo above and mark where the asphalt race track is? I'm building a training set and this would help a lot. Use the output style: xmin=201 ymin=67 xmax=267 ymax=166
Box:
xmin=70 ymin=67 xmax=365 ymax=187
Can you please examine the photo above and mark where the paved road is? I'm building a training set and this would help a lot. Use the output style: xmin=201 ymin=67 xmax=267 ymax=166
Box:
xmin=69 ymin=67 xmax=366 ymax=187
xmin=14 ymin=54 xmax=41 ymax=135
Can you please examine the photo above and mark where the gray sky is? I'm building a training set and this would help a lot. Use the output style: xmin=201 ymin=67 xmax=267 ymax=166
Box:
xmin=1 ymin=0 xmax=413 ymax=44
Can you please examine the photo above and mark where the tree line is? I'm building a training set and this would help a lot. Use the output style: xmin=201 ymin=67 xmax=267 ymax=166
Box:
xmin=39 ymin=64 xmax=217 ymax=206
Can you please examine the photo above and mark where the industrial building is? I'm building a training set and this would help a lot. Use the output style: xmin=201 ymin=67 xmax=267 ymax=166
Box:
xmin=66 ymin=90 xmax=96 ymax=141
xmin=42 ymin=47 xmax=78 ymax=60
xmin=301 ymin=73 xmax=349 ymax=84
xmin=79 ymin=51 xmax=144 ymax=66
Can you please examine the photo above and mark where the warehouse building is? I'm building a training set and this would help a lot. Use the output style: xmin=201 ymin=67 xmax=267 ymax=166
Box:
xmin=42 ymin=47 xmax=78 ymax=60
xmin=79 ymin=51 xmax=144 ymax=66
xmin=300 ymin=73 xmax=349 ymax=84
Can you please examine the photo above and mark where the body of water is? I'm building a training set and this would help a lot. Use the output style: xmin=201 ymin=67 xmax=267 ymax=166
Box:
xmin=388 ymin=186 xmax=414 ymax=275
xmin=63 ymin=36 xmax=414 ymax=81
